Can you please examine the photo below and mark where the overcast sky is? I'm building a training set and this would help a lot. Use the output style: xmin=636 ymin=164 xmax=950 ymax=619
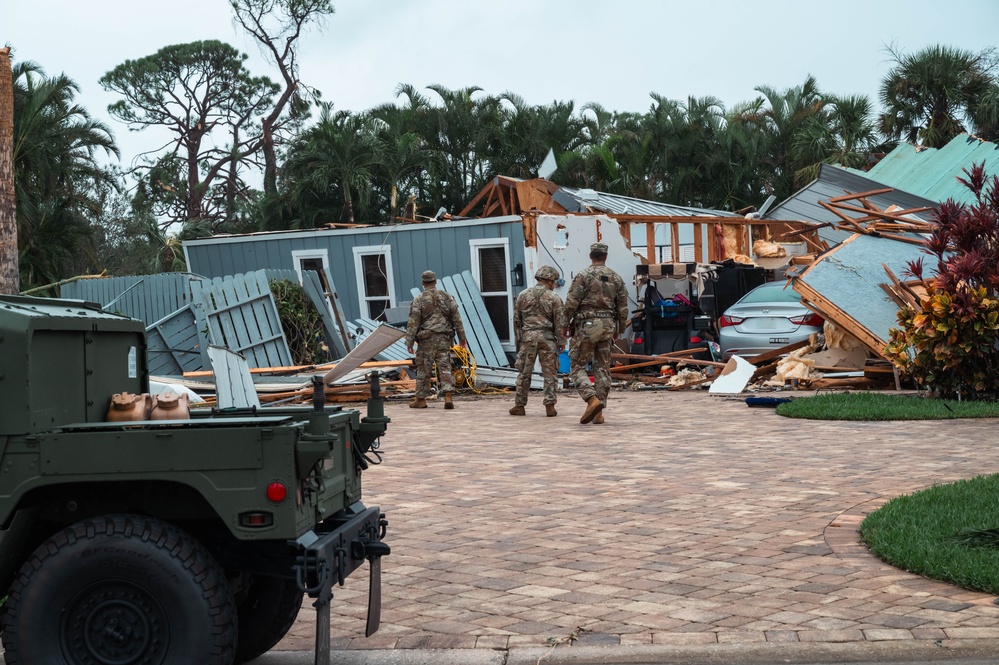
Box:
xmin=9 ymin=0 xmax=999 ymax=170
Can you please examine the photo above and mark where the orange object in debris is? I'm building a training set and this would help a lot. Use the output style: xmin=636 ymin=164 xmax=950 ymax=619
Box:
xmin=150 ymin=390 xmax=191 ymax=420
xmin=660 ymin=365 xmax=675 ymax=378
xmin=106 ymin=392 xmax=152 ymax=422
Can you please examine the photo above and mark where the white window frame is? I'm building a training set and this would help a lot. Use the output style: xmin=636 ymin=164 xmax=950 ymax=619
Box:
xmin=291 ymin=249 xmax=331 ymax=285
xmin=469 ymin=238 xmax=515 ymax=350
xmin=351 ymin=244 xmax=397 ymax=320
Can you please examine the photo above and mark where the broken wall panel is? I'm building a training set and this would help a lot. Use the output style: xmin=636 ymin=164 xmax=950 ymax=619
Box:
xmin=793 ymin=234 xmax=929 ymax=358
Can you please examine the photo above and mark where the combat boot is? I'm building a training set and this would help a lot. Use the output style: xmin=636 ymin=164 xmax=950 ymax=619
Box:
xmin=509 ymin=405 xmax=526 ymax=416
xmin=580 ymin=396 xmax=603 ymax=424
xmin=545 ymin=404 xmax=557 ymax=417
xmin=409 ymin=398 xmax=428 ymax=409
xmin=592 ymin=411 xmax=604 ymax=424
xmin=444 ymin=392 xmax=454 ymax=410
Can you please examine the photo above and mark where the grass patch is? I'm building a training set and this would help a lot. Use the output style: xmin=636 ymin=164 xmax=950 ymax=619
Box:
xmin=775 ymin=392 xmax=999 ymax=420
xmin=861 ymin=474 xmax=999 ymax=594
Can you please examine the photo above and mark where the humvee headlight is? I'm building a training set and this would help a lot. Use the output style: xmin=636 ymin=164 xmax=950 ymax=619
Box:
xmin=266 ymin=482 xmax=288 ymax=503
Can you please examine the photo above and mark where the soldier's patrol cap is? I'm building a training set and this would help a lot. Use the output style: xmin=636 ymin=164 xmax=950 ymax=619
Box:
xmin=421 ymin=270 xmax=437 ymax=282
xmin=535 ymin=265 xmax=560 ymax=281
xmin=590 ymin=242 xmax=609 ymax=253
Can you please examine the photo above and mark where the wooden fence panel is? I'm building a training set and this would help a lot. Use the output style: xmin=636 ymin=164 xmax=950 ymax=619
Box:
xmin=195 ymin=270 xmax=292 ymax=369
xmin=62 ymin=273 xmax=205 ymax=326
xmin=146 ymin=304 xmax=204 ymax=375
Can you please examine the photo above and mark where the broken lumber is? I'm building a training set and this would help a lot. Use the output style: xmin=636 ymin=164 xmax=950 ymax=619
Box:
xmin=184 ymin=358 xmax=412 ymax=379
xmin=745 ymin=340 xmax=810 ymax=366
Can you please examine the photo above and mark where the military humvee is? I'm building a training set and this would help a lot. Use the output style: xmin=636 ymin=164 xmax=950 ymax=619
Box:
xmin=0 ymin=295 xmax=389 ymax=665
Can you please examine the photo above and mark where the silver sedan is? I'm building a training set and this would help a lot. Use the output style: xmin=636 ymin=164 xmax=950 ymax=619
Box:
xmin=717 ymin=281 xmax=823 ymax=360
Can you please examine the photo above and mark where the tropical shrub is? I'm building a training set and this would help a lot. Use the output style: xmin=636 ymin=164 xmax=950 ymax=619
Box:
xmin=270 ymin=279 xmax=328 ymax=366
xmin=886 ymin=163 xmax=999 ymax=398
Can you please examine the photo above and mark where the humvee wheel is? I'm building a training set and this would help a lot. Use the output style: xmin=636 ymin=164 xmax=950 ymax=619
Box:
xmin=234 ymin=575 xmax=304 ymax=664
xmin=1 ymin=514 xmax=237 ymax=665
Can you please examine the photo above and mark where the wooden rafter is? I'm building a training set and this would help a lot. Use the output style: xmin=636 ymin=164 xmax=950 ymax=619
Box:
xmin=828 ymin=188 xmax=894 ymax=203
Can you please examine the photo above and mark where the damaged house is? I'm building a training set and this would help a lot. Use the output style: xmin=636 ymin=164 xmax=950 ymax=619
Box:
xmin=179 ymin=176 xmax=820 ymax=360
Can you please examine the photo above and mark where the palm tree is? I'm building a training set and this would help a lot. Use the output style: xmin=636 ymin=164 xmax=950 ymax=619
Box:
xmin=735 ymin=76 xmax=830 ymax=200
xmin=643 ymin=94 xmax=727 ymax=207
xmin=713 ymin=106 xmax=769 ymax=210
xmin=13 ymin=61 xmax=118 ymax=289
xmin=0 ymin=47 xmax=17 ymax=293
xmin=491 ymin=94 xmax=594 ymax=180
xmin=421 ymin=84 xmax=505 ymax=213
xmin=792 ymin=94 xmax=883 ymax=183
xmin=880 ymin=44 xmax=999 ymax=148
xmin=281 ymin=104 xmax=380 ymax=226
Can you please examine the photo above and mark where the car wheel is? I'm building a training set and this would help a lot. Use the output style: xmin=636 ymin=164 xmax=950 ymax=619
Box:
xmin=234 ymin=574 xmax=304 ymax=664
xmin=1 ymin=514 xmax=237 ymax=665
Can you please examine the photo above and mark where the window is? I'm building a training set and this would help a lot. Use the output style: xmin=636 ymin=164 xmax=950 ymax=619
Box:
xmin=470 ymin=239 xmax=513 ymax=345
xmin=291 ymin=249 xmax=330 ymax=285
xmin=352 ymin=245 xmax=396 ymax=320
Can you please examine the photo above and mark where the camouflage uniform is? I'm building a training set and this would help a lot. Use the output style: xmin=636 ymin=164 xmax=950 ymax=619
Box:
xmin=513 ymin=268 xmax=565 ymax=407
xmin=562 ymin=249 xmax=629 ymax=406
xmin=406 ymin=275 xmax=467 ymax=399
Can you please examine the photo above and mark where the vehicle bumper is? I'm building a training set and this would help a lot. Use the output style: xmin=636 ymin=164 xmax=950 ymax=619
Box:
xmin=294 ymin=503 xmax=389 ymax=664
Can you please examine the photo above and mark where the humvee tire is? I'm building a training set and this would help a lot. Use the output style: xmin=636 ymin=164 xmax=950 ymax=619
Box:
xmin=234 ymin=574 xmax=305 ymax=663
xmin=1 ymin=514 xmax=237 ymax=665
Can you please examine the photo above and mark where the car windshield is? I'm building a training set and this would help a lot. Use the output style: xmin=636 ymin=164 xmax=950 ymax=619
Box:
xmin=738 ymin=282 xmax=801 ymax=304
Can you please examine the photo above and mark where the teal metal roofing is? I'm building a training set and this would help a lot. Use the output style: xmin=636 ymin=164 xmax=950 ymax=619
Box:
xmin=766 ymin=163 xmax=936 ymax=246
xmin=859 ymin=134 xmax=999 ymax=205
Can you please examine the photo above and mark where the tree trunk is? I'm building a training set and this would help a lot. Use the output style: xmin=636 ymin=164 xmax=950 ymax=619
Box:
xmin=262 ymin=122 xmax=277 ymax=196
xmin=0 ymin=47 xmax=19 ymax=294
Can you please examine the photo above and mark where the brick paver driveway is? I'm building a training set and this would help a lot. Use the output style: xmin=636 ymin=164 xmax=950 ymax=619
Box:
xmin=276 ymin=389 xmax=999 ymax=652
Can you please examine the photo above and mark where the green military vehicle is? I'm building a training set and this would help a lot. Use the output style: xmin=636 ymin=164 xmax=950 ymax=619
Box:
xmin=0 ymin=295 xmax=390 ymax=665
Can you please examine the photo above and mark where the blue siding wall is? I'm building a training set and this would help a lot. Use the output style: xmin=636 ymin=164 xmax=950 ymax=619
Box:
xmin=184 ymin=219 xmax=526 ymax=323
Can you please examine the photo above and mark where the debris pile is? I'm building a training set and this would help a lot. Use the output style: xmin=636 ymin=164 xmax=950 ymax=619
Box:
xmin=612 ymin=187 xmax=935 ymax=395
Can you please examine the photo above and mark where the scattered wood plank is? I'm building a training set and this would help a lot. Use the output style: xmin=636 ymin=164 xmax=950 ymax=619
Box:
xmin=183 ymin=359 xmax=411 ymax=379
xmin=744 ymin=340 xmax=810 ymax=366
xmin=611 ymin=349 xmax=704 ymax=362
xmin=751 ymin=360 xmax=780 ymax=380
xmin=673 ymin=358 xmax=727 ymax=369
xmin=804 ymin=377 xmax=888 ymax=390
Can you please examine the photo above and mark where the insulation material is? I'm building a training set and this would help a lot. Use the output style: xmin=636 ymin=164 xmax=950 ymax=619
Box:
xmin=825 ymin=320 xmax=865 ymax=352
xmin=713 ymin=224 xmax=745 ymax=260
xmin=765 ymin=346 xmax=816 ymax=386
xmin=667 ymin=368 xmax=708 ymax=388
xmin=753 ymin=239 xmax=787 ymax=258
xmin=722 ymin=225 xmax=741 ymax=259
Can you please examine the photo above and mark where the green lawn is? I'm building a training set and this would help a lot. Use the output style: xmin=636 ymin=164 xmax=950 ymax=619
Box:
xmin=775 ymin=392 xmax=999 ymax=420
xmin=861 ymin=475 xmax=999 ymax=594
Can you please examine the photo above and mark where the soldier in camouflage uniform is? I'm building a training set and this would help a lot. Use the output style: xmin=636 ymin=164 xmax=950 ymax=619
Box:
xmin=510 ymin=265 xmax=565 ymax=417
xmin=562 ymin=242 xmax=629 ymax=424
xmin=405 ymin=270 xmax=467 ymax=410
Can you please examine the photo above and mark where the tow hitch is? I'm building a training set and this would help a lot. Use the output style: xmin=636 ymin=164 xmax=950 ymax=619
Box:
xmin=294 ymin=506 xmax=390 ymax=665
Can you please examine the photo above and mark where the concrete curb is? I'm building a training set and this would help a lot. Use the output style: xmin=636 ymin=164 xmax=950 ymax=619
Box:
xmin=252 ymin=639 xmax=999 ymax=665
